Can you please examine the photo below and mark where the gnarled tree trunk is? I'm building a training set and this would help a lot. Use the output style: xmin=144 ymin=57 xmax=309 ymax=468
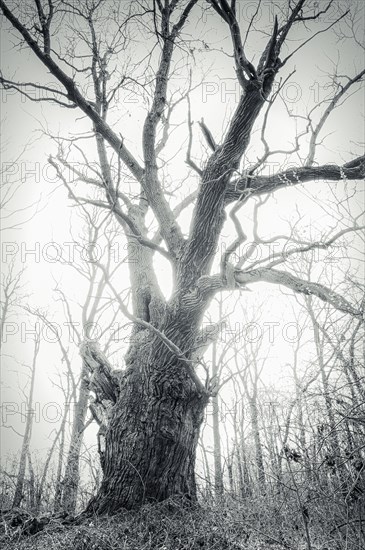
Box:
xmin=84 ymin=321 xmax=210 ymax=513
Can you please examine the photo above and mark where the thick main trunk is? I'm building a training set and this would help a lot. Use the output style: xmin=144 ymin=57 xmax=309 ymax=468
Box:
xmin=86 ymin=330 xmax=209 ymax=514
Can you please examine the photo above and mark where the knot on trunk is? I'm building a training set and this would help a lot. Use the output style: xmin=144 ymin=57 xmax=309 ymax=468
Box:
xmin=80 ymin=341 xmax=119 ymax=402
xmin=79 ymin=340 xmax=121 ymax=429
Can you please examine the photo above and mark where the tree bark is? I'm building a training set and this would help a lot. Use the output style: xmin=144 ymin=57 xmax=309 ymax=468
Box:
xmin=85 ymin=323 xmax=209 ymax=513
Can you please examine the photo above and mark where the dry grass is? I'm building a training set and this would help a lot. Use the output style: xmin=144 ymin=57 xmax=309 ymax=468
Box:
xmin=0 ymin=496 xmax=358 ymax=550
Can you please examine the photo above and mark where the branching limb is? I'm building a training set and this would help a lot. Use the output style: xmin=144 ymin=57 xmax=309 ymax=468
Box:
xmin=48 ymin=156 xmax=171 ymax=260
xmin=234 ymin=268 xmax=362 ymax=317
xmin=185 ymin=95 xmax=203 ymax=175
xmin=95 ymin=260 xmax=208 ymax=396
xmin=209 ymin=0 xmax=257 ymax=87
xmin=199 ymin=260 xmax=362 ymax=317
xmin=220 ymin=190 xmax=252 ymax=278
xmin=306 ymin=68 xmax=365 ymax=166
xmin=152 ymin=189 xmax=199 ymax=246
xmin=141 ymin=1 xmax=198 ymax=257
xmin=0 ymin=75 xmax=76 ymax=108
xmin=34 ymin=0 xmax=54 ymax=55
xmin=247 ymin=225 xmax=365 ymax=271
xmin=226 ymin=155 xmax=365 ymax=202
xmin=198 ymin=118 xmax=217 ymax=152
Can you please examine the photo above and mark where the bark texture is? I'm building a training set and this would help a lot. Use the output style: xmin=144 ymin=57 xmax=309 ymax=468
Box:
xmin=85 ymin=326 xmax=209 ymax=513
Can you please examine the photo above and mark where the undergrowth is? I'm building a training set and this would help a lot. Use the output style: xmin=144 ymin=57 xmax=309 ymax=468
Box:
xmin=0 ymin=496 xmax=361 ymax=550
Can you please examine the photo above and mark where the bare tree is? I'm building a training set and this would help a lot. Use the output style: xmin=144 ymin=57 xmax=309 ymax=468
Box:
xmin=0 ymin=0 xmax=364 ymax=513
xmin=12 ymin=334 xmax=40 ymax=508
xmin=235 ymin=337 xmax=267 ymax=489
xmin=0 ymin=258 xmax=25 ymax=351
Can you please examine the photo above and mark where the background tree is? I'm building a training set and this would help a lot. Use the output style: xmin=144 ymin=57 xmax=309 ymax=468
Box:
xmin=11 ymin=334 xmax=40 ymax=508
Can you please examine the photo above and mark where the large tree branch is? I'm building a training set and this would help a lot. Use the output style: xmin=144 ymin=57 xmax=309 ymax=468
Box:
xmin=209 ymin=0 xmax=257 ymax=87
xmin=152 ymin=189 xmax=199 ymax=246
xmin=201 ymin=264 xmax=362 ymax=318
xmin=226 ymin=155 xmax=365 ymax=202
xmin=178 ymin=0 xmax=318 ymax=287
xmin=178 ymin=80 xmax=267 ymax=289
xmin=234 ymin=268 xmax=362 ymax=317
xmin=141 ymin=2 xmax=198 ymax=257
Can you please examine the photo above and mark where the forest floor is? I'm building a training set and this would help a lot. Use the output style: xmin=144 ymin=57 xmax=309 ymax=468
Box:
xmin=0 ymin=498 xmax=353 ymax=549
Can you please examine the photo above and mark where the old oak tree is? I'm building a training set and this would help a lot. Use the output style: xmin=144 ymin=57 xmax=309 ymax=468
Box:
xmin=1 ymin=0 xmax=364 ymax=513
